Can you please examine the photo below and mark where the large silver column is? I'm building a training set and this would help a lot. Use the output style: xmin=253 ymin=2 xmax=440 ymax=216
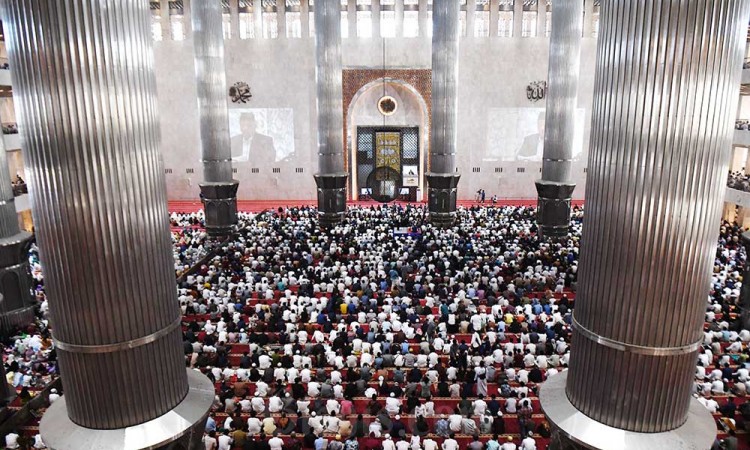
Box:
xmin=313 ymin=0 xmax=347 ymax=226
xmin=1 ymin=1 xmax=213 ymax=449
xmin=540 ymin=1 xmax=750 ymax=449
xmin=0 ymin=126 xmax=34 ymax=332
xmin=534 ymin=0 xmax=582 ymax=239
xmin=427 ymin=0 xmax=460 ymax=227
xmin=192 ymin=0 xmax=239 ymax=237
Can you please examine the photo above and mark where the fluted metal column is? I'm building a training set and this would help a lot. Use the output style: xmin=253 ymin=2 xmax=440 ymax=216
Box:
xmin=427 ymin=0 xmax=460 ymax=227
xmin=540 ymin=1 xmax=750 ymax=449
xmin=1 ymin=1 xmax=213 ymax=449
xmin=192 ymin=0 xmax=239 ymax=237
xmin=534 ymin=0 xmax=582 ymax=239
xmin=0 ymin=125 xmax=34 ymax=332
xmin=314 ymin=0 xmax=348 ymax=226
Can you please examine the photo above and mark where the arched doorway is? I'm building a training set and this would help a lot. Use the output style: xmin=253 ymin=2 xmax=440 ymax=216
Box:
xmin=346 ymin=78 xmax=430 ymax=201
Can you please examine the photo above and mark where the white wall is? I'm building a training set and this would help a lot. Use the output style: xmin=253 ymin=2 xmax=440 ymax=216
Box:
xmin=153 ymin=34 xmax=598 ymax=201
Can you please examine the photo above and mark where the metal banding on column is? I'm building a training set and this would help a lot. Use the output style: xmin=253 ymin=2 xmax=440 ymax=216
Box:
xmin=427 ymin=0 xmax=460 ymax=226
xmin=534 ymin=0 xmax=582 ymax=239
xmin=192 ymin=0 xmax=239 ymax=236
xmin=314 ymin=0 xmax=347 ymax=226
xmin=539 ymin=0 xmax=750 ymax=446
xmin=2 ymin=1 xmax=213 ymax=447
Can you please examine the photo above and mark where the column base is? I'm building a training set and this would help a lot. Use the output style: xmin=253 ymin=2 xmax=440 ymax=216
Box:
xmin=539 ymin=371 xmax=716 ymax=450
xmin=200 ymin=181 xmax=239 ymax=237
xmin=314 ymin=173 xmax=348 ymax=227
xmin=40 ymin=369 xmax=214 ymax=450
xmin=426 ymin=172 xmax=461 ymax=227
xmin=535 ymin=180 xmax=576 ymax=239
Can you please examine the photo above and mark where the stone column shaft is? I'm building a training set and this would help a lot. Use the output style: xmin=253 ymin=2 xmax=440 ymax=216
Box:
xmin=541 ymin=1 xmax=750 ymax=448
xmin=2 ymin=1 xmax=212 ymax=447
xmin=427 ymin=0 xmax=460 ymax=226
xmin=535 ymin=0 xmax=582 ymax=239
xmin=314 ymin=0 xmax=347 ymax=226
xmin=192 ymin=0 xmax=239 ymax=236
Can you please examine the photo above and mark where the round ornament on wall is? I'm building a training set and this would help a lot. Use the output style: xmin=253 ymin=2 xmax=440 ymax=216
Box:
xmin=377 ymin=96 xmax=398 ymax=116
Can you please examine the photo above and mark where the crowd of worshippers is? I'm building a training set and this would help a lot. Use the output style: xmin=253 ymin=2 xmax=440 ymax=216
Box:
xmin=187 ymin=205 xmax=576 ymax=450
xmin=168 ymin=205 xmax=747 ymax=450
xmin=728 ymin=171 xmax=750 ymax=193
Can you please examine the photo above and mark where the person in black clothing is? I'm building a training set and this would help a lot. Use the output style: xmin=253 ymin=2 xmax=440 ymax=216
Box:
xmin=352 ymin=414 xmax=367 ymax=438
xmin=437 ymin=380 xmax=450 ymax=397
xmin=721 ymin=397 xmax=737 ymax=419
xmin=390 ymin=415 xmax=407 ymax=439
xmin=414 ymin=415 xmax=430 ymax=436
xmin=528 ymin=366 xmax=544 ymax=384
xmin=302 ymin=430 xmax=317 ymax=450
xmin=487 ymin=395 xmax=501 ymax=416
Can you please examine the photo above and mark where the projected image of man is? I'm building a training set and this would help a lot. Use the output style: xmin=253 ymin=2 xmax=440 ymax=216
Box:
xmin=516 ymin=111 xmax=545 ymax=161
xmin=231 ymin=113 xmax=276 ymax=163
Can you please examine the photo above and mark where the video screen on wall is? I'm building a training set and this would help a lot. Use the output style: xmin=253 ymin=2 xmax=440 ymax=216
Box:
xmin=228 ymin=108 xmax=295 ymax=164
xmin=484 ymin=107 xmax=586 ymax=162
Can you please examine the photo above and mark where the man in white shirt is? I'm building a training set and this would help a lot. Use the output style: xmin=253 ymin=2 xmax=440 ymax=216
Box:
xmin=247 ymin=415 xmax=262 ymax=434
xmin=325 ymin=414 xmax=341 ymax=433
xmin=500 ymin=437 xmax=517 ymax=450
xmin=5 ymin=432 xmax=19 ymax=449
xmin=473 ymin=397 xmax=487 ymax=416
xmin=269 ymin=434 xmax=285 ymax=450
xmin=441 ymin=434 xmax=458 ymax=450
xmin=48 ymin=388 xmax=60 ymax=404
xmin=255 ymin=380 xmax=269 ymax=397
xmin=32 ymin=434 xmax=45 ymax=449
xmin=519 ymin=433 xmax=536 ymax=450
xmin=269 ymin=394 xmax=283 ymax=413
xmin=423 ymin=437 xmax=438 ymax=450
xmin=369 ymin=418 xmax=383 ymax=437
xmin=448 ymin=412 xmax=462 ymax=432
xmin=327 ymin=398 xmax=341 ymax=415
xmin=251 ymin=393 xmax=266 ymax=413
xmin=309 ymin=412 xmax=324 ymax=435
xmin=217 ymin=431 xmax=233 ymax=450
xmin=386 ymin=393 xmax=402 ymax=415
xmin=382 ymin=435 xmax=396 ymax=450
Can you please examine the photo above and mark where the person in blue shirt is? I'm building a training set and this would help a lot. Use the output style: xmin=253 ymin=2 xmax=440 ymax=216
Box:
xmin=205 ymin=415 xmax=216 ymax=433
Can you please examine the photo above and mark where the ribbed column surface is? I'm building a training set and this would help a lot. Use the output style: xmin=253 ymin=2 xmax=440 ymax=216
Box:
xmin=566 ymin=0 xmax=750 ymax=433
xmin=2 ymin=0 xmax=188 ymax=429
xmin=315 ymin=0 xmax=345 ymax=174
xmin=430 ymin=0 xmax=459 ymax=175
xmin=0 ymin=134 xmax=20 ymax=239
xmin=540 ymin=0 xmax=582 ymax=183
xmin=192 ymin=0 xmax=233 ymax=183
